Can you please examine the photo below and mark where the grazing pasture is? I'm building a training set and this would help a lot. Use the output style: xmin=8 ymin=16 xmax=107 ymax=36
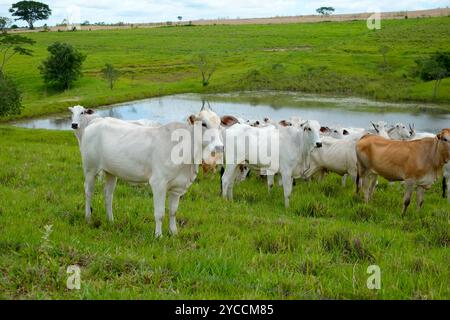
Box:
xmin=0 ymin=126 xmax=448 ymax=299
xmin=2 ymin=16 xmax=450 ymax=122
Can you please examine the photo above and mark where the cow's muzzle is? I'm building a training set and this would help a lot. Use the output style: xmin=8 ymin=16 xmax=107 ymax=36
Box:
xmin=316 ymin=142 xmax=323 ymax=148
xmin=71 ymin=123 xmax=79 ymax=129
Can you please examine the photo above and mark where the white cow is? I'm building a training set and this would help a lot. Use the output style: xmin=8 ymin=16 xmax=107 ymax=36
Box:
xmin=221 ymin=120 xmax=323 ymax=207
xmin=370 ymin=121 xmax=390 ymax=139
xmin=69 ymin=105 xmax=161 ymax=145
xmin=387 ymin=123 xmax=411 ymax=140
xmin=320 ymin=126 xmax=347 ymax=139
xmin=79 ymin=105 xmax=223 ymax=238
xmin=304 ymin=136 xmax=358 ymax=186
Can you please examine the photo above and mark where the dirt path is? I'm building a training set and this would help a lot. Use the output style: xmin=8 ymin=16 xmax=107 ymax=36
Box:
xmin=10 ymin=7 xmax=450 ymax=33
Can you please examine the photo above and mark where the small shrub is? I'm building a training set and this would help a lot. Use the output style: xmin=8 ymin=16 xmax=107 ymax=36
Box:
xmin=254 ymin=233 xmax=298 ymax=254
xmin=0 ymin=74 xmax=22 ymax=117
xmin=321 ymin=229 xmax=374 ymax=262
xmin=295 ymin=201 xmax=333 ymax=218
xmin=39 ymin=42 xmax=86 ymax=90
xmin=351 ymin=204 xmax=376 ymax=222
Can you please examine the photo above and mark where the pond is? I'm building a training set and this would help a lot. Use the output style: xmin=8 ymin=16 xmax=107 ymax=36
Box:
xmin=13 ymin=92 xmax=450 ymax=133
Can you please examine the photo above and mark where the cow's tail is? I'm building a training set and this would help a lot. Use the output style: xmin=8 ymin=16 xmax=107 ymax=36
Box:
xmin=443 ymin=176 xmax=447 ymax=199
xmin=220 ymin=166 xmax=225 ymax=194
xmin=356 ymin=169 xmax=360 ymax=194
xmin=355 ymin=152 xmax=362 ymax=195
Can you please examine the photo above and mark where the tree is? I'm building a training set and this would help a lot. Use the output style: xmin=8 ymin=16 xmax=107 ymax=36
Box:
xmin=177 ymin=16 xmax=183 ymax=22
xmin=0 ymin=17 xmax=12 ymax=33
xmin=9 ymin=1 xmax=52 ymax=30
xmin=415 ymin=52 xmax=450 ymax=99
xmin=379 ymin=45 xmax=390 ymax=71
xmin=39 ymin=42 xmax=86 ymax=90
xmin=193 ymin=53 xmax=216 ymax=87
xmin=316 ymin=7 xmax=335 ymax=16
xmin=0 ymin=33 xmax=35 ymax=74
xmin=101 ymin=63 xmax=120 ymax=90
xmin=0 ymin=74 xmax=22 ymax=117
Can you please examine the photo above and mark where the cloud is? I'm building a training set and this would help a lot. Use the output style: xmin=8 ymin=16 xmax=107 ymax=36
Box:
xmin=0 ymin=0 xmax=448 ymax=26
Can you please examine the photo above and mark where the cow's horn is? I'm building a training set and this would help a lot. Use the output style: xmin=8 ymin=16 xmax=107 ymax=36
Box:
xmin=371 ymin=121 xmax=379 ymax=133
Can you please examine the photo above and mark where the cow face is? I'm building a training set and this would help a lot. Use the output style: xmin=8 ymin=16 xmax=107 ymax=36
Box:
xmin=371 ymin=121 xmax=387 ymax=133
xmin=437 ymin=129 xmax=450 ymax=146
xmin=320 ymin=126 xmax=343 ymax=139
xmin=392 ymin=123 xmax=411 ymax=140
xmin=246 ymin=119 xmax=261 ymax=127
xmin=68 ymin=105 xmax=94 ymax=130
xmin=194 ymin=108 xmax=224 ymax=164
xmin=301 ymin=120 xmax=322 ymax=148
xmin=279 ymin=120 xmax=292 ymax=127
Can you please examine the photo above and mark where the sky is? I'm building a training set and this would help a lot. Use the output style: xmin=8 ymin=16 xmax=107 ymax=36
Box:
xmin=1 ymin=0 xmax=449 ymax=27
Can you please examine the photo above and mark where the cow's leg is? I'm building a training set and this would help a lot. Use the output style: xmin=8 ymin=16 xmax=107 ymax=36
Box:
xmin=303 ymin=163 xmax=321 ymax=182
xmin=277 ymin=174 xmax=283 ymax=186
xmin=267 ymin=174 xmax=275 ymax=192
xmin=416 ymin=186 xmax=425 ymax=210
xmin=84 ymin=170 xmax=96 ymax=224
xmin=168 ymin=192 xmax=181 ymax=235
xmin=402 ymin=181 xmax=414 ymax=215
xmin=367 ymin=174 xmax=378 ymax=201
xmin=447 ymin=177 xmax=450 ymax=202
xmin=362 ymin=173 xmax=376 ymax=203
xmin=281 ymin=173 xmax=293 ymax=208
xmin=342 ymin=174 xmax=348 ymax=187
xmin=444 ymin=175 xmax=450 ymax=202
xmin=348 ymin=168 xmax=358 ymax=187
xmin=150 ymin=180 xmax=167 ymax=238
xmin=104 ymin=172 xmax=117 ymax=223
xmin=222 ymin=165 xmax=238 ymax=200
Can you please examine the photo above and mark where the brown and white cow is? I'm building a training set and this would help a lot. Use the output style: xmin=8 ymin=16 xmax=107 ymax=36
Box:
xmin=356 ymin=129 xmax=450 ymax=214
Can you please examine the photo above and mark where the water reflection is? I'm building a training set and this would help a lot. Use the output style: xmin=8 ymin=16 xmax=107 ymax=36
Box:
xmin=13 ymin=93 xmax=450 ymax=133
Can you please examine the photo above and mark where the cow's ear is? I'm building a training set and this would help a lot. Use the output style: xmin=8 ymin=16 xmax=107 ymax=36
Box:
xmin=320 ymin=126 xmax=329 ymax=133
xmin=221 ymin=116 xmax=238 ymax=126
xmin=371 ymin=122 xmax=379 ymax=133
xmin=68 ymin=107 xmax=73 ymax=112
xmin=188 ymin=115 xmax=197 ymax=125
xmin=343 ymin=129 xmax=349 ymax=135
xmin=279 ymin=120 xmax=291 ymax=127
xmin=85 ymin=109 xmax=94 ymax=115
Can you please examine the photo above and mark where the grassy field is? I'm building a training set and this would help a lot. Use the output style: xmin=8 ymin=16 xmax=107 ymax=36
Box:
xmin=2 ymin=16 xmax=450 ymax=122
xmin=0 ymin=126 xmax=448 ymax=299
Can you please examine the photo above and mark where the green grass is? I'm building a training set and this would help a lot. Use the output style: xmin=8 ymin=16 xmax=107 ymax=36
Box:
xmin=0 ymin=126 xmax=448 ymax=299
xmin=2 ymin=17 xmax=450 ymax=122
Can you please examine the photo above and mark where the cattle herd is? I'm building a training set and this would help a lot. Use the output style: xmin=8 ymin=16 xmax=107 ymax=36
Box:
xmin=69 ymin=104 xmax=450 ymax=238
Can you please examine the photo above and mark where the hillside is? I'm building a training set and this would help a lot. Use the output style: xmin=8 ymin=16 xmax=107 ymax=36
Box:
xmin=2 ymin=16 xmax=450 ymax=121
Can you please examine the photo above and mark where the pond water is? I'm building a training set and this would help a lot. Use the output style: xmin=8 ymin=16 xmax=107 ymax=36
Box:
xmin=13 ymin=92 xmax=450 ymax=133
